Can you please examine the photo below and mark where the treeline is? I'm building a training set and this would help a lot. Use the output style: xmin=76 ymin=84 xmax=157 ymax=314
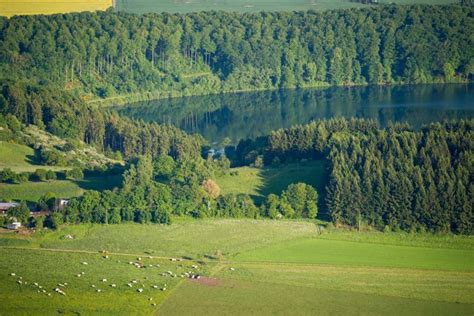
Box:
xmin=0 ymin=82 xmax=203 ymax=161
xmin=254 ymin=118 xmax=472 ymax=234
xmin=0 ymin=4 xmax=472 ymax=100
xmin=0 ymin=167 xmax=83 ymax=184
xmin=34 ymin=155 xmax=319 ymax=228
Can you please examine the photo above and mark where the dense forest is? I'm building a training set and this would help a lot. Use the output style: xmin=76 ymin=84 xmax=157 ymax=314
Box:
xmin=0 ymin=81 xmax=203 ymax=161
xmin=0 ymin=4 xmax=472 ymax=102
xmin=257 ymin=119 xmax=473 ymax=234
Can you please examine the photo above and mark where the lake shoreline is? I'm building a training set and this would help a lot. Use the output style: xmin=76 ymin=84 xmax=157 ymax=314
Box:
xmin=114 ymin=83 xmax=474 ymax=144
xmin=88 ymin=80 xmax=471 ymax=108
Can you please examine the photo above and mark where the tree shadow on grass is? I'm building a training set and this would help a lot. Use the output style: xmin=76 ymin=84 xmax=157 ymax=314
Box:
xmin=73 ymin=175 xmax=123 ymax=192
xmin=254 ymin=160 xmax=331 ymax=221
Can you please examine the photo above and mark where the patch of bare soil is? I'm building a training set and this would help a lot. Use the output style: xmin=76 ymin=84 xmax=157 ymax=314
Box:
xmin=189 ymin=277 xmax=221 ymax=287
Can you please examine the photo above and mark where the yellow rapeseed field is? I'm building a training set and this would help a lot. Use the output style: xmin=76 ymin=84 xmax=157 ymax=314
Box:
xmin=0 ymin=0 xmax=113 ymax=17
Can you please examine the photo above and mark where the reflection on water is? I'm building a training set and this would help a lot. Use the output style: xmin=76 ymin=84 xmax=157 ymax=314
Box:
xmin=114 ymin=84 xmax=473 ymax=144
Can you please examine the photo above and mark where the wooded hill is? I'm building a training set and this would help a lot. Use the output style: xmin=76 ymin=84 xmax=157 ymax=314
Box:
xmin=0 ymin=4 xmax=472 ymax=102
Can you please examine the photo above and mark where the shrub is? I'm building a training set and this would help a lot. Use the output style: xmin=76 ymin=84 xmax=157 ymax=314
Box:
xmin=37 ymin=192 xmax=56 ymax=211
xmin=49 ymin=212 xmax=63 ymax=229
xmin=0 ymin=168 xmax=14 ymax=183
xmin=33 ymin=169 xmax=47 ymax=181
xmin=45 ymin=170 xmax=57 ymax=181
xmin=34 ymin=216 xmax=44 ymax=230
xmin=40 ymin=148 xmax=66 ymax=166
xmin=66 ymin=168 xmax=84 ymax=180
xmin=12 ymin=172 xmax=29 ymax=184
xmin=253 ymin=156 xmax=264 ymax=168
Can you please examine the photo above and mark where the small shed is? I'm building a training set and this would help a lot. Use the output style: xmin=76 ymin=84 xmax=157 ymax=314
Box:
xmin=7 ymin=222 xmax=22 ymax=230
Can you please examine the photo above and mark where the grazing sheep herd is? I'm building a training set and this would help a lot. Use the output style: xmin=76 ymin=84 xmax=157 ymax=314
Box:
xmin=7 ymin=252 xmax=218 ymax=307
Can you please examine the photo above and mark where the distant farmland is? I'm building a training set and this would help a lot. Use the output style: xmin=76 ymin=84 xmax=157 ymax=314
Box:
xmin=0 ymin=0 xmax=459 ymax=17
xmin=115 ymin=0 xmax=458 ymax=14
xmin=0 ymin=0 xmax=112 ymax=17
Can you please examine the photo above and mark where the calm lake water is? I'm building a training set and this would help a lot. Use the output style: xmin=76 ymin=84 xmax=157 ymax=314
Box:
xmin=115 ymin=84 xmax=474 ymax=144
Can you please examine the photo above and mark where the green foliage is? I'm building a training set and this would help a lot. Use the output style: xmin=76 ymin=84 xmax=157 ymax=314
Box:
xmin=33 ymin=169 xmax=48 ymax=181
xmin=45 ymin=170 xmax=57 ymax=181
xmin=34 ymin=216 xmax=44 ymax=230
xmin=0 ymin=5 xmax=471 ymax=106
xmin=7 ymin=201 xmax=30 ymax=223
xmin=264 ymin=118 xmax=473 ymax=233
xmin=0 ymin=168 xmax=14 ymax=183
xmin=37 ymin=192 xmax=56 ymax=211
xmin=66 ymin=168 xmax=84 ymax=180
xmin=153 ymin=154 xmax=175 ymax=178
xmin=40 ymin=148 xmax=66 ymax=166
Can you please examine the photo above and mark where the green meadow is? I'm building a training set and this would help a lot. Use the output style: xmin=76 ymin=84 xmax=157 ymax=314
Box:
xmin=0 ymin=141 xmax=65 ymax=173
xmin=159 ymin=263 xmax=473 ymax=315
xmin=0 ymin=220 xmax=473 ymax=315
xmin=0 ymin=175 xmax=122 ymax=203
xmin=216 ymin=161 xmax=327 ymax=203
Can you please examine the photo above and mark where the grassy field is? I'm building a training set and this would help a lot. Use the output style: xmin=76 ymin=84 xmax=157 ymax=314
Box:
xmin=159 ymin=263 xmax=473 ymax=315
xmin=2 ymin=220 xmax=318 ymax=258
xmin=0 ymin=0 xmax=112 ymax=17
xmin=0 ymin=220 xmax=472 ymax=315
xmin=0 ymin=175 xmax=122 ymax=202
xmin=0 ymin=142 xmax=67 ymax=173
xmin=216 ymin=160 xmax=327 ymax=203
xmin=0 ymin=248 xmax=207 ymax=315
xmin=115 ymin=0 xmax=458 ymax=14
xmin=234 ymin=238 xmax=474 ymax=270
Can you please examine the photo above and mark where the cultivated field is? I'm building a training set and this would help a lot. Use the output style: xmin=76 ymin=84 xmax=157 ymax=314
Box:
xmin=0 ymin=0 xmax=112 ymax=17
xmin=0 ymin=220 xmax=472 ymax=315
xmin=115 ymin=0 xmax=458 ymax=14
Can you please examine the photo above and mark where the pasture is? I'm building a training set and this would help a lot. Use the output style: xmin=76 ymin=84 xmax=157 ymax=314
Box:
xmin=0 ymin=142 xmax=66 ymax=173
xmin=115 ymin=0 xmax=458 ymax=14
xmin=0 ymin=0 xmax=112 ymax=17
xmin=0 ymin=175 xmax=122 ymax=203
xmin=0 ymin=220 xmax=473 ymax=315
xmin=216 ymin=160 xmax=327 ymax=203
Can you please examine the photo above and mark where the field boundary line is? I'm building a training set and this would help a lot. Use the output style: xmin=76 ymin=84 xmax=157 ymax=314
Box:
xmin=0 ymin=246 xmax=194 ymax=261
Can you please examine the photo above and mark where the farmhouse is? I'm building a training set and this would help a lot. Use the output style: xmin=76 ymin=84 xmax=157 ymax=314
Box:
xmin=0 ymin=202 xmax=20 ymax=215
xmin=7 ymin=222 xmax=22 ymax=230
